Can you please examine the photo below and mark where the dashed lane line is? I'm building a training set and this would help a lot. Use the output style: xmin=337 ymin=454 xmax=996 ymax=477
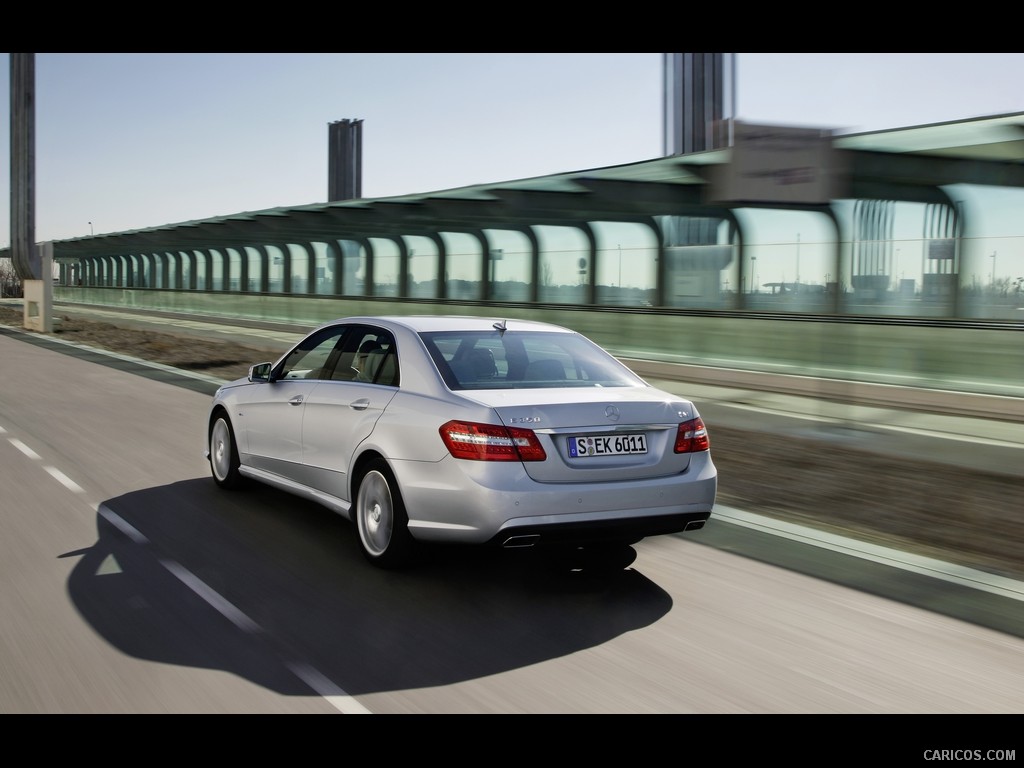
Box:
xmin=1 ymin=419 xmax=369 ymax=713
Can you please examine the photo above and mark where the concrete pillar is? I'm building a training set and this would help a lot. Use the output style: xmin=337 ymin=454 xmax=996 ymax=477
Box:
xmin=23 ymin=241 xmax=53 ymax=332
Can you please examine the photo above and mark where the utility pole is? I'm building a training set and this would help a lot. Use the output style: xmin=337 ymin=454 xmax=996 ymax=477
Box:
xmin=796 ymin=232 xmax=801 ymax=285
xmin=10 ymin=53 xmax=37 ymax=280
xmin=10 ymin=53 xmax=52 ymax=331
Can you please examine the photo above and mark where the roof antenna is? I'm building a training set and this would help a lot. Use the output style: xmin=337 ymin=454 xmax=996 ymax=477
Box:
xmin=492 ymin=319 xmax=507 ymax=334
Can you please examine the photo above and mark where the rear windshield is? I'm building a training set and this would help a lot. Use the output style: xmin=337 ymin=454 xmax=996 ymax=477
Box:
xmin=420 ymin=330 xmax=644 ymax=390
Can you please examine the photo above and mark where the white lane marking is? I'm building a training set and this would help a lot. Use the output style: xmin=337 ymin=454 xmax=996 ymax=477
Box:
xmin=161 ymin=559 xmax=263 ymax=634
xmin=287 ymin=662 xmax=372 ymax=714
xmin=161 ymin=559 xmax=370 ymax=711
xmin=718 ymin=401 xmax=840 ymax=423
xmin=2 ymin=419 xmax=366 ymax=712
xmin=717 ymin=401 xmax=1024 ymax=449
xmin=98 ymin=504 xmax=150 ymax=545
xmin=44 ymin=466 xmax=84 ymax=493
xmin=870 ymin=421 xmax=1024 ymax=449
xmin=712 ymin=505 xmax=1024 ymax=602
xmin=97 ymin=503 xmax=368 ymax=711
xmin=8 ymin=438 xmax=41 ymax=460
xmin=5 ymin=431 xmax=86 ymax=493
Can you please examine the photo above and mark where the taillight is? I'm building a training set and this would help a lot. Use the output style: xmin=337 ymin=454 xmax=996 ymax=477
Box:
xmin=439 ymin=420 xmax=547 ymax=462
xmin=674 ymin=417 xmax=710 ymax=453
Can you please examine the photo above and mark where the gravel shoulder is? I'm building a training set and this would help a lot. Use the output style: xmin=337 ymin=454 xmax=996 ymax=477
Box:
xmin=3 ymin=305 xmax=1022 ymax=582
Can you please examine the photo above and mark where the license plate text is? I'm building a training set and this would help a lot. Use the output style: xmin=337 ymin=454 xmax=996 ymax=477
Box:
xmin=568 ymin=433 xmax=647 ymax=458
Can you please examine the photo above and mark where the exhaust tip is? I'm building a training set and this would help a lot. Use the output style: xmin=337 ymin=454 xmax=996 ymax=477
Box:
xmin=684 ymin=520 xmax=706 ymax=532
xmin=503 ymin=534 xmax=540 ymax=548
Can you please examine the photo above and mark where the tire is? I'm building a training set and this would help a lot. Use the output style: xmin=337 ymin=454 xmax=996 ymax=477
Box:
xmin=355 ymin=459 xmax=415 ymax=569
xmin=209 ymin=413 xmax=244 ymax=489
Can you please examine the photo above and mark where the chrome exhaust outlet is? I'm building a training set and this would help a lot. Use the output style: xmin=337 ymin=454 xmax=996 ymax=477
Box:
xmin=503 ymin=534 xmax=541 ymax=548
xmin=684 ymin=520 xmax=706 ymax=531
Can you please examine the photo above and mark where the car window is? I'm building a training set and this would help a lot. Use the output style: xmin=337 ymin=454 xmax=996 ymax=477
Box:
xmin=421 ymin=330 xmax=643 ymax=390
xmin=277 ymin=326 xmax=348 ymax=380
xmin=337 ymin=328 xmax=400 ymax=386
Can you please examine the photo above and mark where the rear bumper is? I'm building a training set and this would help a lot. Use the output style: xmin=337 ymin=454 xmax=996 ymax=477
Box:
xmin=489 ymin=510 xmax=712 ymax=549
xmin=396 ymin=451 xmax=717 ymax=545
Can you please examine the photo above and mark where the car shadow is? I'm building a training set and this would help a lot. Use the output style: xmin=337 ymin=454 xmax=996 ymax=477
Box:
xmin=66 ymin=478 xmax=672 ymax=697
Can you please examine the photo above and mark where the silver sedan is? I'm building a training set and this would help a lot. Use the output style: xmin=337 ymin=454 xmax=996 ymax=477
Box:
xmin=206 ymin=315 xmax=717 ymax=569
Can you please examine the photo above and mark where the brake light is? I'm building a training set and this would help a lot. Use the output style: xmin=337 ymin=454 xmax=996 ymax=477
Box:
xmin=439 ymin=420 xmax=547 ymax=462
xmin=674 ymin=417 xmax=710 ymax=453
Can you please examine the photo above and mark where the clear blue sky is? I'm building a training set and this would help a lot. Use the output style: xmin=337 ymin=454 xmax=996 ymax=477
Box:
xmin=2 ymin=52 xmax=1023 ymax=246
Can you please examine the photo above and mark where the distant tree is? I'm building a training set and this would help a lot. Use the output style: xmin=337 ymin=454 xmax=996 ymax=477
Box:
xmin=0 ymin=258 xmax=22 ymax=298
xmin=541 ymin=259 xmax=553 ymax=287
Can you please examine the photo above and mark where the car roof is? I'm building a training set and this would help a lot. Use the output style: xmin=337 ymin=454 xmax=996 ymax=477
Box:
xmin=316 ymin=315 xmax=576 ymax=334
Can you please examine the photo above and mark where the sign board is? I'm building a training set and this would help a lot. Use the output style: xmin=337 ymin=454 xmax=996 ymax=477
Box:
xmin=928 ymin=239 xmax=956 ymax=261
xmin=708 ymin=121 xmax=848 ymax=205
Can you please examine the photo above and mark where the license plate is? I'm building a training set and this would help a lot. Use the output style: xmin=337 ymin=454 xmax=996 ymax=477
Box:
xmin=567 ymin=433 xmax=647 ymax=458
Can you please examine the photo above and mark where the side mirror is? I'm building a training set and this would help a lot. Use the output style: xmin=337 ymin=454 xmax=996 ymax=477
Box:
xmin=248 ymin=362 xmax=274 ymax=382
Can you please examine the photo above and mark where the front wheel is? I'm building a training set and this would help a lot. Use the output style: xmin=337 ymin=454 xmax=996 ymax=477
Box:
xmin=209 ymin=413 xmax=244 ymax=489
xmin=355 ymin=459 xmax=415 ymax=569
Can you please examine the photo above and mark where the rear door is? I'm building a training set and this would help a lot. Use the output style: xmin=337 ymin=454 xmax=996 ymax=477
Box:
xmin=300 ymin=326 xmax=400 ymax=500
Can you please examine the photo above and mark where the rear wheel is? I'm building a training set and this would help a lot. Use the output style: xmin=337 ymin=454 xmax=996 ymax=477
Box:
xmin=355 ymin=459 xmax=415 ymax=569
xmin=209 ymin=414 xmax=244 ymax=489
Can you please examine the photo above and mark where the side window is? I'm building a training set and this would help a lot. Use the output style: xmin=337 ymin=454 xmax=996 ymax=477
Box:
xmin=344 ymin=328 xmax=399 ymax=386
xmin=277 ymin=326 xmax=347 ymax=380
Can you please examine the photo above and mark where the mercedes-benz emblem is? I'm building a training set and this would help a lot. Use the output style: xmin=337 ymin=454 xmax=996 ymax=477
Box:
xmin=605 ymin=405 xmax=620 ymax=421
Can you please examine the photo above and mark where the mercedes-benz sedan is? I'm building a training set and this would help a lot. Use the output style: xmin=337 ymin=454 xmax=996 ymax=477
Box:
xmin=206 ymin=315 xmax=717 ymax=568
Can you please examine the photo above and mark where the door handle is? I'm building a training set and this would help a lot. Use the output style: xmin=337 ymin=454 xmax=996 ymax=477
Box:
xmin=350 ymin=398 xmax=370 ymax=411
xmin=289 ymin=395 xmax=304 ymax=406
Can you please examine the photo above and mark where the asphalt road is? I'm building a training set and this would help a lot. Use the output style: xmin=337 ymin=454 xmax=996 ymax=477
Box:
xmin=1 ymin=325 xmax=1023 ymax=717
